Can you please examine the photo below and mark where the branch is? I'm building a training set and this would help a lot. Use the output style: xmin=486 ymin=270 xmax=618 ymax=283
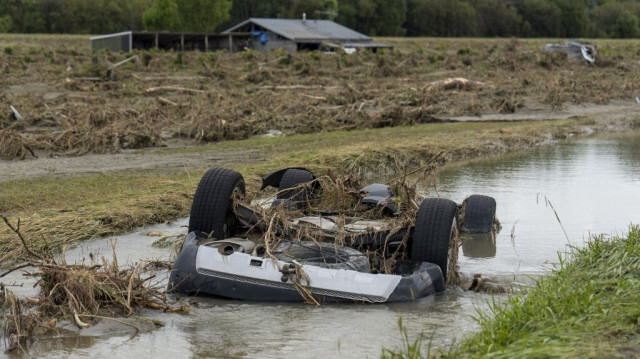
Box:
xmin=385 ymin=151 xmax=444 ymax=185
xmin=1 ymin=216 xmax=48 ymax=262
xmin=145 ymin=86 xmax=205 ymax=95
xmin=0 ymin=263 xmax=31 ymax=278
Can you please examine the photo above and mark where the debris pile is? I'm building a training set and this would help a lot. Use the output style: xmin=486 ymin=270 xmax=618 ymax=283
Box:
xmin=2 ymin=37 xmax=627 ymax=160
xmin=0 ymin=130 xmax=36 ymax=160
xmin=0 ymin=216 xmax=187 ymax=352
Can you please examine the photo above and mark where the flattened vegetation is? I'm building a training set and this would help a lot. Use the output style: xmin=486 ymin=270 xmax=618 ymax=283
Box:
xmin=1 ymin=36 xmax=640 ymax=159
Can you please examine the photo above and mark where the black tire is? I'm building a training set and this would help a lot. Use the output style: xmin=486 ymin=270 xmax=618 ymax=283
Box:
xmin=462 ymin=195 xmax=496 ymax=233
xmin=411 ymin=198 xmax=458 ymax=279
xmin=188 ymin=168 xmax=245 ymax=239
xmin=274 ymin=241 xmax=370 ymax=272
xmin=274 ymin=168 xmax=315 ymax=210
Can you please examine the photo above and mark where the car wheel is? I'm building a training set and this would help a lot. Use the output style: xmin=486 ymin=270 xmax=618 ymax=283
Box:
xmin=462 ymin=195 xmax=496 ymax=233
xmin=274 ymin=168 xmax=315 ymax=210
xmin=411 ymin=198 xmax=458 ymax=279
xmin=274 ymin=241 xmax=370 ymax=272
xmin=188 ymin=168 xmax=245 ymax=239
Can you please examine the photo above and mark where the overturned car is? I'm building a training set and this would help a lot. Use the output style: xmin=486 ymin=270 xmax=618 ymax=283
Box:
xmin=168 ymin=168 xmax=497 ymax=303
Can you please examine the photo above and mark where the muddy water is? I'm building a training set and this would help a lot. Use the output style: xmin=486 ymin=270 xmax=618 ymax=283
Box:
xmin=5 ymin=131 xmax=640 ymax=358
xmin=436 ymin=132 xmax=640 ymax=279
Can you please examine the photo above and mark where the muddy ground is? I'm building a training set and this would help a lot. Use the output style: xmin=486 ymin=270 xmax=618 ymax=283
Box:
xmin=2 ymin=35 xmax=640 ymax=171
xmin=0 ymin=147 xmax=264 ymax=182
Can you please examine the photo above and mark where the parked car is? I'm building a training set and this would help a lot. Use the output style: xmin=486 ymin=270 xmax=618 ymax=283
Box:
xmin=168 ymin=167 xmax=496 ymax=303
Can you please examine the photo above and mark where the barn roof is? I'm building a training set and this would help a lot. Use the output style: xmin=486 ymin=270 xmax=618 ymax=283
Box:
xmin=224 ymin=18 xmax=371 ymax=43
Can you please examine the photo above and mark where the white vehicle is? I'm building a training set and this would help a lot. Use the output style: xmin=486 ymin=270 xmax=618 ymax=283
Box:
xmin=168 ymin=168 xmax=496 ymax=303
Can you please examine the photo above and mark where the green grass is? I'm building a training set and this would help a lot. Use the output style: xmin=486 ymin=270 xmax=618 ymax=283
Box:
xmin=451 ymin=225 xmax=640 ymax=358
xmin=0 ymin=170 xmax=192 ymax=213
xmin=386 ymin=225 xmax=640 ymax=358
xmin=0 ymin=170 xmax=197 ymax=253
xmin=190 ymin=118 xmax=586 ymax=178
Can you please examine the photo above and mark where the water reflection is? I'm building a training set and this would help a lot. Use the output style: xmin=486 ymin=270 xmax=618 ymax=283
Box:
xmin=436 ymin=131 xmax=640 ymax=277
xmin=177 ymin=293 xmax=483 ymax=359
xmin=461 ymin=233 xmax=496 ymax=258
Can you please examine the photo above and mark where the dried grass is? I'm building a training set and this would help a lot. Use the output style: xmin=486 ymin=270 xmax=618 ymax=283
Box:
xmin=0 ymin=188 xmax=192 ymax=255
xmin=0 ymin=131 xmax=36 ymax=160
xmin=0 ymin=215 xmax=187 ymax=352
xmin=236 ymin=161 xmax=457 ymax=291
xmin=35 ymin=114 xmax=162 ymax=156
xmin=1 ymin=288 xmax=38 ymax=352
xmin=3 ymin=38 xmax=637 ymax=159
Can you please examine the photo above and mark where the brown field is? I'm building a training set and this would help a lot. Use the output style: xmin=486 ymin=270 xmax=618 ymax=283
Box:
xmin=2 ymin=34 xmax=640 ymax=160
xmin=1 ymin=34 xmax=640 ymax=256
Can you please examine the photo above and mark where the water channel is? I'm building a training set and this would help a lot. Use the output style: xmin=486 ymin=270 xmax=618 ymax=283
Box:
xmin=4 ymin=131 xmax=640 ymax=358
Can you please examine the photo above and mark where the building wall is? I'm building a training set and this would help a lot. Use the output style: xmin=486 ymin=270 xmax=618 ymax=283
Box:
xmin=91 ymin=32 xmax=131 ymax=52
xmin=251 ymin=38 xmax=297 ymax=52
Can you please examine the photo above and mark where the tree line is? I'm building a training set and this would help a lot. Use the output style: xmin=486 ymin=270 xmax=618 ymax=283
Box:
xmin=1 ymin=0 xmax=640 ymax=38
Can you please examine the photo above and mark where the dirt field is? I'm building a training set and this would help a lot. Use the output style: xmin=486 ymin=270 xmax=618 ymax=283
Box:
xmin=2 ymin=35 xmax=640 ymax=165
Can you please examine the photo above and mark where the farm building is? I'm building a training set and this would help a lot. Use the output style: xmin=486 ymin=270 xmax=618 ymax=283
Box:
xmin=223 ymin=17 xmax=391 ymax=52
xmin=91 ymin=31 xmax=250 ymax=52
xmin=90 ymin=17 xmax=390 ymax=53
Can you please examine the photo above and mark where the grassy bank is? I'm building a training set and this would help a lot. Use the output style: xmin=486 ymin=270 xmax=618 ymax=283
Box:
xmin=0 ymin=117 xmax=636 ymax=254
xmin=448 ymin=225 xmax=640 ymax=358
xmin=384 ymin=225 xmax=640 ymax=358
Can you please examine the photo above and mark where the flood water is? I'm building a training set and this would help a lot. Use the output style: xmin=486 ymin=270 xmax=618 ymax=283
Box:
xmin=4 ymin=131 xmax=640 ymax=358
xmin=438 ymin=131 xmax=640 ymax=278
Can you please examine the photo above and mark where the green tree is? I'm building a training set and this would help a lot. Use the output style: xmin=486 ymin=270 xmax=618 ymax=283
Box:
xmin=340 ymin=0 xmax=405 ymax=36
xmin=615 ymin=10 xmax=640 ymax=37
xmin=406 ymin=0 xmax=435 ymax=36
xmin=592 ymin=2 xmax=640 ymax=38
xmin=130 ymin=0 xmax=155 ymax=31
xmin=473 ymin=0 xmax=521 ymax=37
xmin=516 ymin=0 xmax=562 ymax=37
xmin=226 ymin=0 xmax=279 ymax=27
xmin=448 ymin=0 xmax=477 ymax=36
xmin=406 ymin=0 xmax=476 ymax=37
xmin=279 ymin=0 xmax=338 ymax=20
xmin=551 ymin=0 xmax=588 ymax=37
xmin=0 ymin=0 xmax=46 ymax=33
xmin=370 ymin=0 xmax=406 ymax=36
xmin=0 ymin=14 xmax=12 ymax=32
xmin=143 ymin=0 xmax=178 ymax=30
xmin=337 ymin=0 xmax=376 ymax=34
xmin=85 ymin=0 xmax=131 ymax=33
xmin=19 ymin=0 xmax=147 ymax=34
xmin=174 ymin=0 xmax=232 ymax=32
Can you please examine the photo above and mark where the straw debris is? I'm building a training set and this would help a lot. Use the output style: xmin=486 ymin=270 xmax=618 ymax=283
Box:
xmin=234 ymin=161 xmax=465 ymax=304
xmin=4 ymin=38 xmax=636 ymax=160
xmin=0 ymin=215 xmax=187 ymax=353
xmin=0 ymin=130 xmax=36 ymax=160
